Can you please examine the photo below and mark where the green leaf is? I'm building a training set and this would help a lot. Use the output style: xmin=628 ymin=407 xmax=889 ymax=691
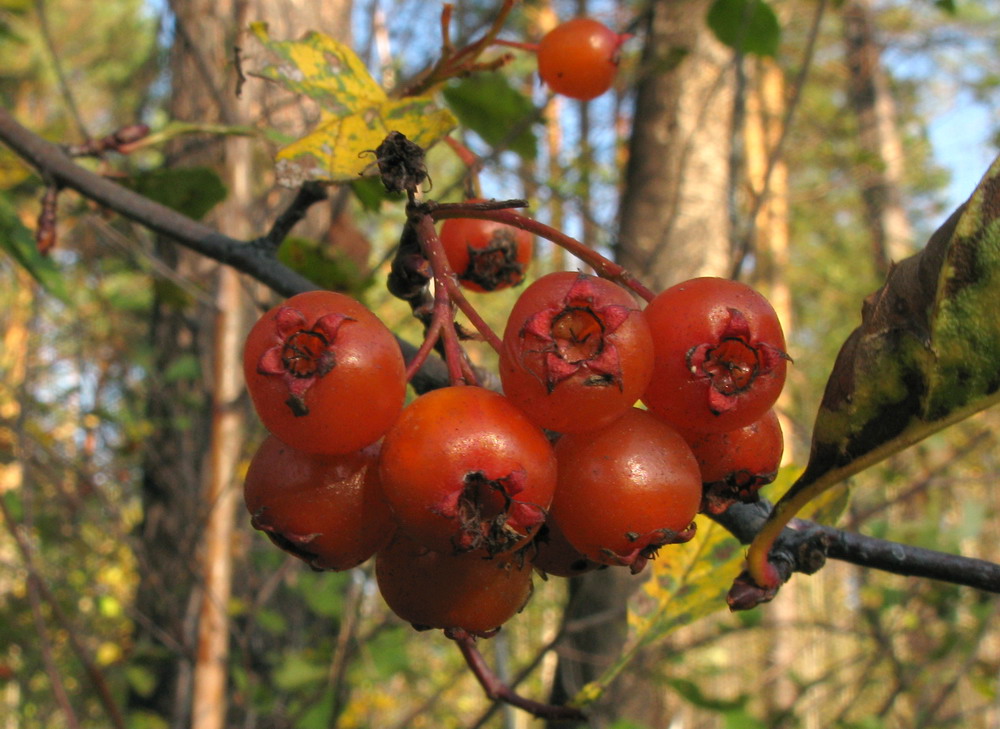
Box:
xmin=933 ymin=0 xmax=957 ymax=14
xmin=296 ymin=570 xmax=348 ymax=618
xmin=123 ymin=167 xmax=227 ymax=220
xmin=163 ymin=354 xmax=201 ymax=383
xmin=350 ymin=177 xmax=405 ymax=212
xmin=723 ymin=710 xmax=770 ymax=729
xmin=0 ymin=194 xmax=69 ymax=301
xmin=707 ymin=0 xmax=781 ymax=57
xmin=277 ymin=236 xmax=370 ymax=295
xmin=745 ymin=153 xmax=1000 ymax=588
xmin=250 ymin=23 xmax=456 ymax=186
xmin=443 ymin=74 xmax=539 ymax=159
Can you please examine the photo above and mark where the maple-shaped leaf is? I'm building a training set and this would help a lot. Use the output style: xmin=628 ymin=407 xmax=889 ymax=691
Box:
xmin=737 ymin=153 xmax=1000 ymax=600
xmin=249 ymin=23 xmax=456 ymax=186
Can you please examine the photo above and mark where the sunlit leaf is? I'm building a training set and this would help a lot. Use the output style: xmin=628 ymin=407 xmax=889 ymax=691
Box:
xmin=250 ymin=23 xmax=456 ymax=186
xmin=744 ymin=153 xmax=1000 ymax=589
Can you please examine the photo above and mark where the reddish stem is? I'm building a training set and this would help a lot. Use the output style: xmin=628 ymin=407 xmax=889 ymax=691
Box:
xmin=430 ymin=201 xmax=658 ymax=303
xmin=412 ymin=211 xmax=505 ymax=355
xmin=404 ymin=0 xmax=518 ymax=96
xmin=450 ymin=630 xmax=587 ymax=721
xmin=492 ymin=38 xmax=539 ymax=53
xmin=404 ymin=314 xmax=445 ymax=384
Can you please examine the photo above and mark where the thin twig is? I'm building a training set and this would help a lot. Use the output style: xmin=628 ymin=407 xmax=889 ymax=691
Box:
xmin=451 ymin=631 xmax=587 ymax=721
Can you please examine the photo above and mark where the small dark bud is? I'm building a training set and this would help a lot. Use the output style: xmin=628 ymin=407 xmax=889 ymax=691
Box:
xmin=367 ymin=131 xmax=428 ymax=194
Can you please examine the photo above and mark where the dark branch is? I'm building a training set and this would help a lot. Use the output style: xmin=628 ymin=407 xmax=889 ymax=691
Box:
xmin=0 ymin=108 xmax=315 ymax=298
xmin=0 ymin=108 xmax=451 ymax=387
xmin=3 ymin=107 xmax=997 ymax=608
xmin=713 ymin=501 xmax=1000 ymax=610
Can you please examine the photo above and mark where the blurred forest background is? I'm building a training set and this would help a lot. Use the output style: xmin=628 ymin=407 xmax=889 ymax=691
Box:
xmin=1 ymin=0 xmax=1000 ymax=727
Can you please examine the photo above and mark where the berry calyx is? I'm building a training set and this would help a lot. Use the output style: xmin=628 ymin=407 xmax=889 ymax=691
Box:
xmin=642 ymin=277 xmax=789 ymax=433
xmin=243 ymin=290 xmax=407 ymax=455
xmin=255 ymin=307 xmax=352 ymax=415
xmin=378 ymin=386 xmax=557 ymax=557
xmin=440 ymin=210 xmax=533 ymax=293
xmin=680 ymin=408 xmax=784 ymax=514
xmin=500 ymin=272 xmax=654 ymax=434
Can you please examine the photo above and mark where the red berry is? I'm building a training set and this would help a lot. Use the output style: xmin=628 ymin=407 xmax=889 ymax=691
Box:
xmin=378 ymin=386 xmax=557 ymax=557
xmin=440 ymin=206 xmax=533 ymax=292
xmin=376 ymin=534 xmax=534 ymax=637
xmin=243 ymin=435 xmax=395 ymax=570
xmin=550 ymin=408 xmax=701 ymax=573
xmin=499 ymin=272 xmax=654 ymax=434
xmin=642 ymin=277 xmax=789 ymax=433
xmin=243 ymin=290 xmax=406 ymax=455
xmin=531 ymin=517 xmax=602 ymax=578
xmin=537 ymin=18 xmax=623 ymax=100
xmin=681 ymin=408 xmax=784 ymax=514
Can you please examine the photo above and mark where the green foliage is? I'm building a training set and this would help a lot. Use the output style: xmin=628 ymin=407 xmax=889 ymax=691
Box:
xmin=707 ymin=0 xmax=781 ymax=57
xmin=0 ymin=193 xmax=69 ymax=300
xmin=277 ymin=236 xmax=371 ymax=296
xmin=443 ymin=73 xmax=539 ymax=159
xmin=122 ymin=167 xmax=227 ymax=220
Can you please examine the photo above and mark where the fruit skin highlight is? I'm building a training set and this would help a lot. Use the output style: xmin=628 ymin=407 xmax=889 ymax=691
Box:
xmin=549 ymin=408 xmax=701 ymax=573
xmin=243 ymin=435 xmax=395 ymax=571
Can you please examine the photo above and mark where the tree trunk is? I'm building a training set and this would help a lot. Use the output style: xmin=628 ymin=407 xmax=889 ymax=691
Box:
xmin=549 ymin=3 xmax=735 ymax=727
xmin=129 ymin=2 xmax=352 ymax=726
xmin=616 ymin=0 xmax=735 ymax=291
xmin=843 ymin=0 xmax=913 ymax=276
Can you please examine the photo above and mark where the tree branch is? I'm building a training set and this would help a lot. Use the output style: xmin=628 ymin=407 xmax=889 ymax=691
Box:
xmin=713 ymin=501 xmax=1000 ymax=610
xmin=0 ymin=108 xmax=457 ymax=390
xmin=4 ymin=107 xmax=998 ymax=611
xmin=0 ymin=108 xmax=314 ymax=297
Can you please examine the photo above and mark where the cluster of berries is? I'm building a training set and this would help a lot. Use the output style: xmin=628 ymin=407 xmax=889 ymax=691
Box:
xmin=242 ymin=226 xmax=789 ymax=637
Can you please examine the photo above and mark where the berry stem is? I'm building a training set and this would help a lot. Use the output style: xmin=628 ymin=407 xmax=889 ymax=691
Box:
xmin=429 ymin=202 xmax=657 ymax=303
xmin=491 ymin=38 xmax=539 ymax=53
xmin=450 ymin=630 xmax=587 ymax=721
xmin=411 ymin=209 xmax=505 ymax=355
xmin=401 ymin=0 xmax=518 ymax=96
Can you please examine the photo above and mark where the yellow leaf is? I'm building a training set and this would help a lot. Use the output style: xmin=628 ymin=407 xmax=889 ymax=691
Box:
xmin=250 ymin=23 xmax=457 ymax=186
